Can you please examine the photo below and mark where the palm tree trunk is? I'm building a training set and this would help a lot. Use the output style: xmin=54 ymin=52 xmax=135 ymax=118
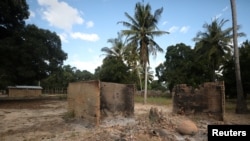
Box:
xmin=144 ymin=63 xmax=148 ymax=104
xmin=137 ymin=66 xmax=143 ymax=91
xmin=230 ymin=0 xmax=248 ymax=113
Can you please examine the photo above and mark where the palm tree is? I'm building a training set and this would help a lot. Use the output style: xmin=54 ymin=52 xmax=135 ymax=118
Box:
xmin=141 ymin=66 xmax=154 ymax=85
xmin=101 ymin=32 xmax=126 ymax=61
xmin=193 ymin=18 xmax=244 ymax=81
xmin=118 ymin=2 xmax=169 ymax=104
xmin=230 ymin=0 xmax=248 ymax=113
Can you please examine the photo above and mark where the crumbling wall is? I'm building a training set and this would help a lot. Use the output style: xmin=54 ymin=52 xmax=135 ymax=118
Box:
xmin=101 ymin=82 xmax=134 ymax=118
xmin=68 ymin=80 xmax=100 ymax=126
xmin=67 ymin=80 xmax=135 ymax=126
xmin=172 ymin=81 xmax=225 ymax=120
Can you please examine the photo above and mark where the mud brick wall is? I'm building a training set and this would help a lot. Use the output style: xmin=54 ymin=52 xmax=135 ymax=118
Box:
xmin=172 ymin=81 xmax=225 ymax=120
xmin=67 ymin=80 xmax=135 ymax=126
xmin=8 ymin=87 xmax=42 ymax=97
xmin=68 ymin=80 xmax=101 ymax=126
xmin=100 ymin=82 xmax=134 ymax=118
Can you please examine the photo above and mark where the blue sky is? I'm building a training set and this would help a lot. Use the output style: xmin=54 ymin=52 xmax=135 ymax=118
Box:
xmin=26 ymin=0 xmax=249 ymax=77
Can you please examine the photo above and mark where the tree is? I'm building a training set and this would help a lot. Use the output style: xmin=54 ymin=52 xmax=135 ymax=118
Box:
xmin=98 ymin=57 xmax=130 ymax=83
xmin=239 ymin=40 xmax=250 ymax=96
xmin=118 ymin=2 xmax=168 ymax=104
xmin=19 ymin=25 xmax=67 ymax=83
xmin=0 ymin=24 xmax=67 ymax=88
xmin=0 ymin=0 xmax=30 ymax=88
xmin=41 ymin=65 xmax=94 ymax=88
xmin=230 ymin=0 xmax=248 ymax=113
xmin=156 ymin=43 xmax=198 ymax=92
xmin=0 ymin=0 xmax=67 ymax=88
xmin=193 ymin=18 xmax=239 ymax=81
xmin=101 ymin=32 xmax=127 ymax=61
xmin=140 ymin=66 xmax=154 ymax=89
xmin=100 ymin=32 xmax=133 ymax=83
xmin=75 ymin=70 xmax=94 ymax=81
xmin=222 ymin=40 xmax=250 ymax=98
xmin=0 ymin=0 xmax=29 ymax=39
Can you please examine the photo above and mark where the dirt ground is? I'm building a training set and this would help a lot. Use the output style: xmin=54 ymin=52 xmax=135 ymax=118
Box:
xmin=0 ymin=99 xmax=250 ymax=141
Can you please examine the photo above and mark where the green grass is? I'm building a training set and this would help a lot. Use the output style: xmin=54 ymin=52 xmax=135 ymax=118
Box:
xmin=134 ymin=95 xmax=172 ymax=106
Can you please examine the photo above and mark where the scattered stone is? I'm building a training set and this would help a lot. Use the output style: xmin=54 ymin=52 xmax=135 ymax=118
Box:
xmin=176 ymin=119 xmax=198 ymax=135
xmin=149 ymin=107 xmax=163 ymax=122
xmin=152 ymin=128 xmax=178 ymax=141
xmin=152 ymin=128 xmax=168 ymax=137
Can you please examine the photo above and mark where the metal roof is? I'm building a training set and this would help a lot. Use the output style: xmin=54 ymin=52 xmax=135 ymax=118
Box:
xmin=7 ymin=85 xmax=43 ymax=89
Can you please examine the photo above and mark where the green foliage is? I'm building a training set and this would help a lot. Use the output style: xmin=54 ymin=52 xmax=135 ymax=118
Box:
xmin=223 ymin=40 xmax=250 ymax=98
xmin=0 ymin=1 xmax=68 ymax=89
xmin=41 ymin=65 xmax=94 ymax=88
xmin=239 ymin=40 xmax=250 ymax=95
xmin=0 ymin=24 xmax=67 ymax=88
xmin=0 ymin=0 xmax=29 ymax=39
xmin=101 ymin=32 xmax=126 ymax=61
xmin=149 ymin=80 xmax=167 ymax=91
xmin=98 ymin=57 xmax=130 ymax=83
xmin=193 ymin=18 xmax=245 ymax=81
xmin=118 ymin=2 xmax=168 ymax=104
xmin=0 ymin=0 xmax=30 ymax=88
xmin=156 ymin=43 xmax=201 ymax=91
xmin=99 ymin=32 xmax=140 ymax=84
xmin=118 ymin=2 xmax=168 ymax=67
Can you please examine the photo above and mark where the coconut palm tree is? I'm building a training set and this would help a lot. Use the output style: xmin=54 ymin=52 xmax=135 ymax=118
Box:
xmin=118 ymin=2 xmax=168 ymax=104
xmin=193 ymin=18 xmax=245 ymax=81
xmin=101 ymin=32 xmax=126 ymax=61
xmin=140 ymin=66 xmax=154 ymax=85
xmin=230 ymin=0 xmax=248 ymax=113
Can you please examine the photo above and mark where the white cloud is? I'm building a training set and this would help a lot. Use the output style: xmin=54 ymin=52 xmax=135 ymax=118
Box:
xmin=68 ymin=55 xmax=104 ymax=73
xmin=222 ymin=6 xmax=228 ymax=12
xmin=213 ymin=13 xmax=222 ymax=20
xmin=38 ymin=0 xmax=83 ymax=31
xmin=88 ymin=48 xmax=94 ymax=53
xmin=29 ymin=10 xmax=35 ymax=18
xmin=180 ymin=26 xmax=190 ymax=34
xmin=70 ymin=32 xmax=100 ymax=42
xmin=168 ymin=26 xmax=179 ymax=33
xmin=149 ymin=55 xmax=165 ymax=80
xmin=167 ymin=25 xmax=190 ymax=34
xmin=26 ymin=10 xmax=35 ymax=22
xmin=58 ymin=33 xmax=68 ymax=43
xmin=162 ymin=21 xmax=168 ymax=25
xmin=86 ymin=21 xmax=94 ymax=28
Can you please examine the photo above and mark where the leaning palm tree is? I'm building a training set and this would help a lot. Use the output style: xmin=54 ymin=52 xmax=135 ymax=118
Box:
xmin=193 ymin=18 xmax=245 ymax=81
xmin=230 ymin=0 xmax=248 ymax=113
xmin=118 ymin=2 xmax=169 ymax=104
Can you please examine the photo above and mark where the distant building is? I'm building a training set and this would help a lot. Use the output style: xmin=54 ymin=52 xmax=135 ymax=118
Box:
xmin=7 ymin=85 xmax=42 ymax=98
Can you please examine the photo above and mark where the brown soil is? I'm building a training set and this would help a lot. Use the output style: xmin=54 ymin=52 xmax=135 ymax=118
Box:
xmin=0 ymin=99 xmax=249 ymax=141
